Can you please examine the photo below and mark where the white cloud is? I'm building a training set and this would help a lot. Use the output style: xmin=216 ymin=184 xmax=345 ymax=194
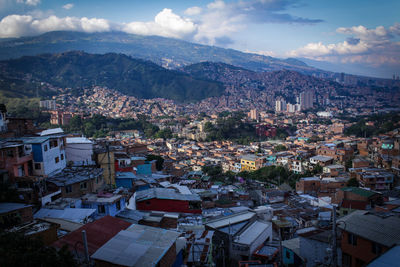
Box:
xmin=190 ymin=0 xmax=322 ymax=46
xmin=245 ymin=49 xmax=277 ymax=57
xmin=123 ymin=8 xmax=197 ymax=39
xmin=17 ymin=0 xmax=40 ymax=6
xmin=288 ymin=24 xmax=400 ymax=66
xmin=0 ymin=14 xmax=111 ymax=38
xmin=0 ymin=0 xmax=321 ymax=48
xmin=62 ymin=3 xmax=74 ymax=10
xmin=184 ymin=6 xmax=202 ymax=16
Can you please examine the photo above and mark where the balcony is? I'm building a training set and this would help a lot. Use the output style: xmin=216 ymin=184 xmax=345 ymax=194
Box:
xmin=7 ymin=153 xmax=33 ymax=165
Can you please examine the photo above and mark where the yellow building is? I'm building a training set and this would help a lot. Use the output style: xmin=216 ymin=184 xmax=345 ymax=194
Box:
xmin=240 ymin=154 xmax=263 ymax=171
xmin=97 ymin=150 xmax=115 ymax=186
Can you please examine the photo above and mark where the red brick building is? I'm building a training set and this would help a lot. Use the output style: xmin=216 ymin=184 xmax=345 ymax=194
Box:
xmin=338 ymin=210 xmax=400 ymax=267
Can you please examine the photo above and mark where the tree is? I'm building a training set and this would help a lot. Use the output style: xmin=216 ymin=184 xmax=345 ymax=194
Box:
xmin=0 ymin=232 xmax=78 ymax=267
xmin=146 ymin=154 xmax=164 ymax=171
xmin=312 ymin=164 xmax=323 ymax=175
xmin=274 ymin=144 xmax=287 ymax=152
xmin=203 ymin=121 xmax=214 ymax=132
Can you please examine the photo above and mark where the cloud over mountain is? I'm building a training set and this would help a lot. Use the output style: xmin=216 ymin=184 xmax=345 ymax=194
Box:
xmin=0 ymin=15 xmax=111 ymax=37
xmin=0 ymin=0 xmax=321 ymax=46
xmin=289 ymin=23 xmax=400 ymax=66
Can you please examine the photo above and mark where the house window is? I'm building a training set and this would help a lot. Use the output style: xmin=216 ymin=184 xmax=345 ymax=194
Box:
xmin=372 ymin=242 xmax=382 ymax=255
xmin=66 ymin=185 xmax=72 ymax=193
xmin=34 ymin=163 xmax=41 ymax=170
xmin=146 ymin=201 xmax=151 ymax=205
xmin=55 ymin=157 xmax=59 ymax=163
xmin=80 ymin=182 xmax=87 ymax=190
xmin=98 ymin=205 xmax=106 ymax=214
xmin=348 ymin=233 xmax=357 ymax=246
xmin=44 ymin=144 xmax=48 ymax=151
xmin=285 ymin=251 xmax=291 ymax=259
xmin=116 ymin=200 xmax=121 ymax=211
xmin=61 ymin=153 xmax=64 ymax=160
xmin=50 ymin=140 xmax=58 ymax=148
xmin=343 ymin=253 xmax=352 ymax=267
xmin=355 ymin=258 xmax=365 ymax=267
xmin=7 ymin=149 xmax=14 ymax=158
xmin=189 ymin=201 xmax=201 ymax=210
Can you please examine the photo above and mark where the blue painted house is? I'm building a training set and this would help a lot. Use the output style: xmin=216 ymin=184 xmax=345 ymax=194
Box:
xmin=81 ymin=193 xmax=125 ymax=217
xmin=23 ymin=135 xmax=66 ymax=176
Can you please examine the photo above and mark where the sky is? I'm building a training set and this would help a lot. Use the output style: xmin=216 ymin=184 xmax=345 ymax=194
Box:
xmin=0 ymin=0 xmax=399 ymax=78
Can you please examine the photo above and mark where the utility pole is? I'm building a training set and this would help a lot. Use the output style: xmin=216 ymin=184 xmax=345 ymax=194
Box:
xmin=279 ymin=226 xmax=283 ymax=266
xmin=332 ymin=205 xmax=337 ymax=267
xmin=106 ymin=142 xmax=112 ymax=188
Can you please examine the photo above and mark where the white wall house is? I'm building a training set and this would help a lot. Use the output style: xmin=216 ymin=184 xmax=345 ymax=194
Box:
xmin=65 ymin=137 xmax=94 ymax=166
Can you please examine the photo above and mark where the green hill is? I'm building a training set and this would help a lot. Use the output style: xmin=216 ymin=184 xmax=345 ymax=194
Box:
xmin=0 ymin=51 xmax=225 ymax=102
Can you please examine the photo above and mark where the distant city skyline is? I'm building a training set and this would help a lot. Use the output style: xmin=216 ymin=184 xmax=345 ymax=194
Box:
xmin=0 ymin=0 xmax=399 ymax=78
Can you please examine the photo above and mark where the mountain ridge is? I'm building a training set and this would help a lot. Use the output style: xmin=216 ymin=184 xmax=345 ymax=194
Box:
xmin=0 ymin=31 xmax=321 ymax=74
xmin=0 ymin=51 xmax=225 ymax=102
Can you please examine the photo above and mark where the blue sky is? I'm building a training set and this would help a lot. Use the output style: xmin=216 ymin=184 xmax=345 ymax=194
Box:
xmin=0 ymin=0 xmax=399 ymax=78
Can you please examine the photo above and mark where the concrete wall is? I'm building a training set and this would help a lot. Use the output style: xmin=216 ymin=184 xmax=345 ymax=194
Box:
xmin=65 ymin=143 xmax=93 ymax=165
xmin=299 ymin=236 xmax=341 ymax=267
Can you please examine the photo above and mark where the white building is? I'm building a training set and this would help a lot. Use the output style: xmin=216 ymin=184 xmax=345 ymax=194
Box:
xmin=300 ymin=91 xmax=313 ymax=110
xmin=0 ymin=104 xmax=7 ymax=132
xmin=39 ymin=100 xmax=57 ymax=110
xmin=275 ymin=99 xmax=286 ymax=112
xmin=65 ymin=137 xmax=94 ymax=166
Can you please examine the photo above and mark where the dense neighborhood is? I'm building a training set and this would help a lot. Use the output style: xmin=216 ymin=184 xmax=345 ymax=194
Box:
xmin=1 ymin=97 xmax=400 ymax=267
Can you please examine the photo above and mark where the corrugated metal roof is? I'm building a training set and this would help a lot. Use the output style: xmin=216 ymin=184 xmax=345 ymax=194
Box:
xmin=40 ymin=128 xmax=64 ymax=136
xmin=47 ymin=167 xmax=103 ymax=186
xmin=310 ymin=155 xmax=333 ymax=161
xmin=282 ymin=237 xmax=301 ymax=256
xmin=34 ymin=208 xmax=96 ymax=223
xmin=66 ymin=137 xmax=93 ymax=144
xmin=92 ymin=224 xmax=180 ymax=267
xmin=40 ymin=217 xmax=83 ymax=232
xmin=337 ymin=210 xmax=400 ymax=247
xmin=0 ymin=202 xmax=32 ymax=214
xmin=234 ymin=220 xmax=271 ymax=245
xmin=206 ymin=211 xmax=256 ymax=229
xmin=135 ymin=188 xmax=200 ymax=202
xmin=117 ymin=210 xmax=147 ymax=223
xmin=52 ymin=216 xmax=131 ymax=255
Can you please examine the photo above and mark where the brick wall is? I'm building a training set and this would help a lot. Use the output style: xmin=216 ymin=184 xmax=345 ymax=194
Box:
xmin=159 ymin=242 xmax=177 ymax=267
xmin=341 ymin=231 xmax=388 ymax=267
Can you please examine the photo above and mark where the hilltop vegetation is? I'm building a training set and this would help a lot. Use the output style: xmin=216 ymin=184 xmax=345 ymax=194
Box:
xmin=0 ymin=51 xmax=224 ymax=102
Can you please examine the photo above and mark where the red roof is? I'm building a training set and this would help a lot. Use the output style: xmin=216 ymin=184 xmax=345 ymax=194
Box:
xmin=52 ymin=215 xmax=131 ymax=255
